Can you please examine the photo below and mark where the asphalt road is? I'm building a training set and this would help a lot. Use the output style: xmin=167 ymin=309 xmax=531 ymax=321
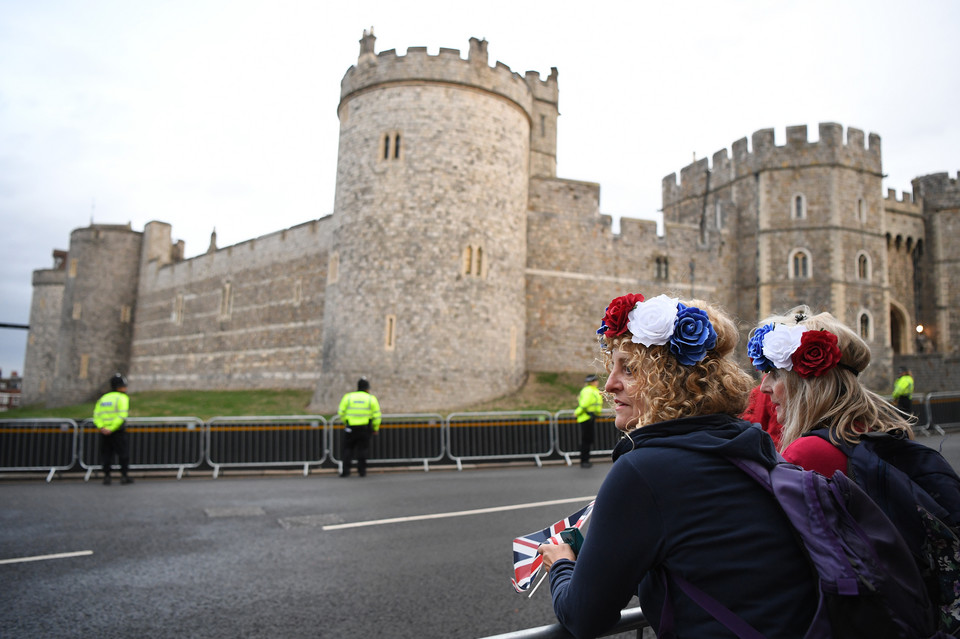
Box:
xmin=3 ymin=431 xmax=959 ymax=639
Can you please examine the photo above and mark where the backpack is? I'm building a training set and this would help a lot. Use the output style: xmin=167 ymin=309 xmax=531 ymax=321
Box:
xmin=808 ymin=428 xmax=960 ymax=635
xmin=659 ymin=455 xmax=947 ymax=639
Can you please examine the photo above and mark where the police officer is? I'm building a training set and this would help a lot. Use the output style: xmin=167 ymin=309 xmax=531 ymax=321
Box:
xmin=575 ymin=374 xmax=604 ymax=468
xmin=93 ymin=373 xmax=133 ymax=485
xmin=892 ymin=366 xmax=915 ymax=416
xmin=338 ymin=377 xmax=381 ymax=477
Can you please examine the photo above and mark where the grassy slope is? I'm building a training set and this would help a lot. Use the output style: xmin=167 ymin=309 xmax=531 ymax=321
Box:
xmin=3 ymin=372 xmax=589 ymax=421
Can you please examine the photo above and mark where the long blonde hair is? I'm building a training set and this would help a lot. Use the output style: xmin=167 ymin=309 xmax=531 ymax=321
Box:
xmin=752 ymin=307 xmax=914 ymax=449
xmin=600 ymin=299 xmax=754 ymax=429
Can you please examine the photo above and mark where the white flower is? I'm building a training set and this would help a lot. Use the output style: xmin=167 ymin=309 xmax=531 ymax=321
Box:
xmin=627 ymin=294 xmax=679 ymax=346
xmin=761 ymin=324 xmax=808 ymax=371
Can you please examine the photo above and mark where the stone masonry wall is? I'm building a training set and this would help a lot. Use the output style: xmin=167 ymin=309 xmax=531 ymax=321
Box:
xmin=20 ymin=269 xmax=65 ymax=405
xmin=130 ymin=218 xmax=331 ymax=390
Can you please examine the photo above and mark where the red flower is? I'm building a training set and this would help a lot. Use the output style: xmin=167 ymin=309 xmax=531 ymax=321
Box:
xmin=599 ymin=293 xmax=645 ymax=337
xmin=791 ymin=330 xmax=841 ymax=378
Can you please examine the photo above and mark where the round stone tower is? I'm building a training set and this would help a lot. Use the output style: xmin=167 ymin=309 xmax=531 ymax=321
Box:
xmin=51 ymin=224 xmax=142 ymax=407
xmin=310 ymin=30 xmax=556 ymax=412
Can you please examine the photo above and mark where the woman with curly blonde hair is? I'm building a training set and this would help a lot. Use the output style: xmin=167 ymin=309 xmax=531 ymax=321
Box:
xmin=747 ymin=307 xmax=913 ymax=476
xmin=537 ymin=292 xmax=817 ymax=638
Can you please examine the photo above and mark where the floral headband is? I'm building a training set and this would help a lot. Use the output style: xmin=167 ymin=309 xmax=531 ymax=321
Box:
xmin=747 ymin=323 xmax=845 ymax=378
xmin=596 ymin=293 xmax=717 ymax=366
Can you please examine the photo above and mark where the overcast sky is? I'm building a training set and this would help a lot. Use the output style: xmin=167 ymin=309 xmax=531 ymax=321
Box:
xmin=2 ymin=0 xmax=958 ymax=380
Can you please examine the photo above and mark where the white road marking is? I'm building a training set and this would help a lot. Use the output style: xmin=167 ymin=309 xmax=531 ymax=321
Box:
xmin=322 ymin=495 xmax=596 ymax=531
xmin=0 ymin=550 xmax=94 ymax=565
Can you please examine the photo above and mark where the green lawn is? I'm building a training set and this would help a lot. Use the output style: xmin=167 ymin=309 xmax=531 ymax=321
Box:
xmin=3 ymin=372 xmax=590 ymax=421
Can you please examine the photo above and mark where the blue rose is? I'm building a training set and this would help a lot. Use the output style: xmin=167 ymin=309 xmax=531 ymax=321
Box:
xmin=669 ymin=303 xmax=718 ymax=365
xmin=747 ymin=323 xmax=775 ymax=371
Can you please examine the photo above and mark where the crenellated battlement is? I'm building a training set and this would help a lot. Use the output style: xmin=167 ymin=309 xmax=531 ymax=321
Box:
xmin=663 ymin=123 xmax=883 ymax=204
xmin=885 ymin=188 xmax=916 ymax=205
xmin=913 ymin=172 xmax=960 ymax=212
xmin=340 ymin=30 xmax=555 ymax=121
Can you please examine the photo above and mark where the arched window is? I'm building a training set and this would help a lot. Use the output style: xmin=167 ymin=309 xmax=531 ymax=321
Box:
xmin=792 ymin=194 xmax=807 ymax=220
xmin=789 ymin=249 xmax=811 ymax=279
xmin=856 ymin=252 xmax=870 ymax=281
xmin=858 ymin=311 xmax=872 ymax=341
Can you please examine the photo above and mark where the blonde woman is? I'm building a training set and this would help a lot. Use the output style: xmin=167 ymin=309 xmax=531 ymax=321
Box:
xmin=747 ymin=307 xmax=912 ymax=475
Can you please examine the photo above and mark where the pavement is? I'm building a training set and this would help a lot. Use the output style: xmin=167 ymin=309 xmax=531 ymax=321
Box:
xmin=3 ymin=431 xmax=959 ymax=639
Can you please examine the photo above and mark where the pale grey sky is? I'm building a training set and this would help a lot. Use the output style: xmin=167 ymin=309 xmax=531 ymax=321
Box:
xmin=2 ymin=0 xmax=958 ymax=379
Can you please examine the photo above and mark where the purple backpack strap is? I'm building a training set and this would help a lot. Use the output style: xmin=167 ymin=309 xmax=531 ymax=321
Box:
xmin=658 ymin=569 xmax=767 ymax=639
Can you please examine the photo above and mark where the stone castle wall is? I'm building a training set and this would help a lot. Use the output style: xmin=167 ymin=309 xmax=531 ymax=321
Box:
xmin=129 ymin=218 xmax=332 ymax=391
xmin=20 ymin=269 xmax=65 ymax=405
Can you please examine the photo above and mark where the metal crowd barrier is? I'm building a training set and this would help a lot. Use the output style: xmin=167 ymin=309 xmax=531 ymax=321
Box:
xmin=554 ymin=409 xmax=620 ymax=465
xmin=328 ymin=413 xmax=445 ymax=472
xmin=79 ymin=417 xmax=205 ymax=480
xmin=206 ymin=416 xmax=326 ymax=478
xmin=925 ymin=392 xmax=960 ymax=436
xmin=446 ymin=411 xmax=553 ymax=471
xmin=479 ymin=606 xmax=649 ymax=638
xmin=0 ymin=418 xmax=78 ymax=482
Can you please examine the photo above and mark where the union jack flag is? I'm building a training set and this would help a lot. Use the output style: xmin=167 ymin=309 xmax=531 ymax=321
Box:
xmin=511 ymin=500 xmax=595 ymax=592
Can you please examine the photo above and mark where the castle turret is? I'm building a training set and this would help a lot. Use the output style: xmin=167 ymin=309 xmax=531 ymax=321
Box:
xmin=50 ymin=224 xmax=142 ymax=406
xmin=913 ymin=172 xmax=960 ymax=354
xmin=309 ymin=32 xmax=551 ymax=412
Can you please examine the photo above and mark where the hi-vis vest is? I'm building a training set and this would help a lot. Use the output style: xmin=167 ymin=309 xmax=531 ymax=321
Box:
xmin=338 ymin=391 xmax=382 ymax=430
xmin=575 ymin=385 xmax=604 ymax=423
xmin=93 ymin=391 xmax=130 ymax=432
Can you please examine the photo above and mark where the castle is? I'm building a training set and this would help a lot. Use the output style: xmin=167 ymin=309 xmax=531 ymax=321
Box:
xmin=22 ymin=30 xmax=960 ymax=411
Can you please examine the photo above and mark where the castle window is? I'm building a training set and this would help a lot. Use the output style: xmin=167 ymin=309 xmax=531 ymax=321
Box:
xmin=219 ymin=283 xmax=233 ymax=319
xmin=293 ymin=279 xmax=303 ymax=307
xmin=792 ymin=194 xmax=807 ymax=220
xmin=856 ymin=252 xmax=871 ymax=281
xmin=79 ymin=354 xmax=89 ymax=380
xmin=72 ymin=302 xmax=82 ymax=320
xmin=120 ymin=305 xmax=132 ymax=323
xmin=858 ymin=311 xmax=873 ymax=341
xmin=173 ymin=294 xmax=184 ymax=325
xmin=857 ymin=198 xmax=867 ymax=223
xmin=328 ymin=251 xmax=339 ymax=284
xmin=715 ymin=201 xmax=723 ymax=230
xmin=655 ymin=256 xmax=670 ymax=281
xmin=68 ymin=258 xmax=78 ymax=278
xmin=381 ymin=132 xmax=402 ymax=161
xmin=462 ymin=245 xmax=484 ymax=277
xmin=384 ymin=314 xmax=396 ymax=351
xmin=789 ymin=249 xmax=811 ymax=279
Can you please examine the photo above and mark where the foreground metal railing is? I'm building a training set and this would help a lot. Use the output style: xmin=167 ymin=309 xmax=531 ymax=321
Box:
xmin=479 ymin=606 xmax=649 ymax=638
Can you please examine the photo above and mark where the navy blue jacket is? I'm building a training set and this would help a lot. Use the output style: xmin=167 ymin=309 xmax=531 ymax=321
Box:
xmin=548 ymin=414 xmax=818 ymax=638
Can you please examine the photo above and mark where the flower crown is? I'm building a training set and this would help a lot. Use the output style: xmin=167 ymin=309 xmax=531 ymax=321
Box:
xmin=596 ymin=293 xmax=717 ymax=366
xmin=747 ymin=323 xmax=841 ymax=378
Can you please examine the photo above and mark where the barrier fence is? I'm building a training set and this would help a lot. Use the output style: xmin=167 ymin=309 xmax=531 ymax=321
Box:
xmin=329 ymin=413 xmax=445 ymax=473
xmin=78 ymin=417 xmax=205 ymax=480
xmin=2 ymin=392 xmax=958 ymax=481
xmin=207 ymin=416 xmax=326 ymax=478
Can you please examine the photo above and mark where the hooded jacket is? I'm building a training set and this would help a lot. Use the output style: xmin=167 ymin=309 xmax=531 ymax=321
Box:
xmin=547 ymin=414 xmax=817 ymax=638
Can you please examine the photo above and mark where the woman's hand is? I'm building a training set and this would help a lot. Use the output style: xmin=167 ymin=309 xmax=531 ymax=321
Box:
xmin=537 ymin=542 xmax=576 ymax=571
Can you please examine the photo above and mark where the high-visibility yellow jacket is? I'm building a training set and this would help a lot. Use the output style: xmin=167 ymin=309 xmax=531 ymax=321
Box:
xmin=338 ymin=391 xmax=382 ymax=431
xmin=575 ymin=384 xmax=604 ymax=423
xmin=93 ymin=391 xmax=130 ymax=432
xmin=892 ymin=374 xmax=914 ymax=401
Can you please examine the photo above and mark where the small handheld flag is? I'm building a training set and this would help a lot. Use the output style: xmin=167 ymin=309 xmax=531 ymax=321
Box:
xmin=511 ymin=500 xmax=595 ymax=593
